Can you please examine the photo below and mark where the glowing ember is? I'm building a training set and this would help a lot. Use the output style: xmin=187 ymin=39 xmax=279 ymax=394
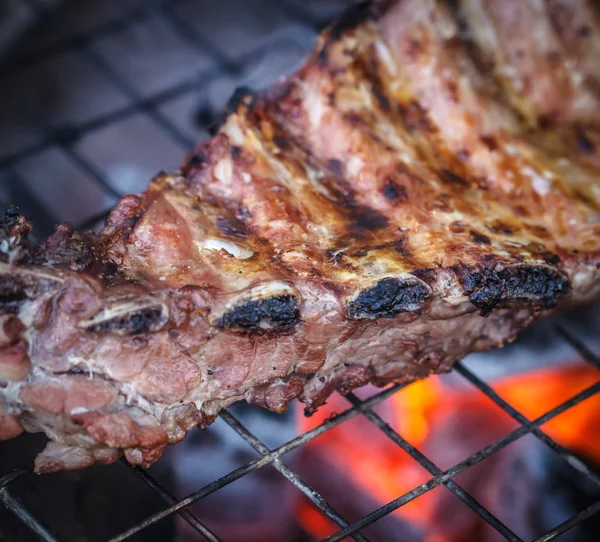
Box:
xmin=296 ymin=364 xmax=600 ymax=540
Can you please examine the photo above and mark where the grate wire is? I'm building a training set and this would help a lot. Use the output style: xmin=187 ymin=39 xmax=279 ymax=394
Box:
xmin=124 ymin=462 xmax=221 ymax=542
xmin=532 ymin=500 xmax=600 ymax=542
xmin=324 ymin=379 xmax=600 ymax=542
xmin=219 ymin=410 xmax=369 ymax=542
xmin=107 ymin=383 xmax=406 ymax=541
xmin=454 ymin=361 xmax=600 ymax=487
xmin=0 ymin=0 xmax=202 ymax=79
xmin=554 ymin=324 xmax=600 ymax=370
xmin=0 ymin=488 xmax=58 ymax=542
xmin=342 ymin=391 xmax=523 ymax=542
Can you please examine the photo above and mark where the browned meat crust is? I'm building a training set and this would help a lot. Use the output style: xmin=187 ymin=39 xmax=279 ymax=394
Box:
xmin=1 ymin=0 xmax=600 ymax=472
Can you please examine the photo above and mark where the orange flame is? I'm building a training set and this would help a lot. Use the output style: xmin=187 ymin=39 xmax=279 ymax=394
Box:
xmin=296 ymin=364 xmax=600 ymax=540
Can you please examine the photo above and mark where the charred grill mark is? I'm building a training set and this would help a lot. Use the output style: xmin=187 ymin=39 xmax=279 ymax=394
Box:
xmin=351 ymin=238 xmax=409 ymax=258
xmin=231 ymin=145 xmax=242 ymax=160
xmin=382 ymin=179 xmax=408 ymax=203
xmin=272 ymin=134 xmax=290 ymax=151
xmin=525 ymin=224 xmax=550 ymax=239
xmin=360 ymin=50 xmax=391 ymax=113
xmin=397 ymin=101 xmax=437 ymax=134
xmin=469 ymin=230 xmax=492 ymax=245
xmin=454 ymin=264 xmax=570 ymax=315
xmin=346 ymin=277 xmax=430 ymax=319
xmin=439 ymin=169 xmax=470 ymax=188
xmin=576 ymin=129 xmax=596 ymax=154
xmin=269 ymin=70 xmax=399 ymax=247
xmin=487 ymin=221 xmax=514 ymax=235
xmin=253 ymin=102 xmax=389 ymax=243
xmin=316 ymin=162 xmax=389 ymax=239
xmin=217 ymin=295 xmax=299 ymax=332
xmin=481 ymin=135 xmax=499 ymax=151
xmin=372 ymin=81 xmax=391 ymax=112
xmin=345 ymin=205 xmax=389 ymax=236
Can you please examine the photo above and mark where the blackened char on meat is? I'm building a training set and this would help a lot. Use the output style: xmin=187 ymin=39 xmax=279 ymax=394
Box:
xmin=1 ymin=0 xmax=600 ymax=473
xmin=217 ymin=295 xmax=299 ymax=332
xmin=346 ymin=277 xmax=430 ymax=318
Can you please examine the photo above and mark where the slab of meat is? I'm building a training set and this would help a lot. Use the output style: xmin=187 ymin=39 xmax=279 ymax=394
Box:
xmin=1 ymin=0 xmax=600 ymax=473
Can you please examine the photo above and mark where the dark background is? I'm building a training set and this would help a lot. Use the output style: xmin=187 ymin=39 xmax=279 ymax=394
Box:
xmin=0 ymin=0 xmax=346 ymax=239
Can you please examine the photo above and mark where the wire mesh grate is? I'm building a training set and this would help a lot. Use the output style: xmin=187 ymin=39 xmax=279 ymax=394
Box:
xmin=1 ymin=1 xmax=600 ymax=541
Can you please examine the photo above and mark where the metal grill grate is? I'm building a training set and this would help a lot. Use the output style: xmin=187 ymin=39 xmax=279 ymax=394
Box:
xmin=1 ymin=1 xmax=600 ymax=541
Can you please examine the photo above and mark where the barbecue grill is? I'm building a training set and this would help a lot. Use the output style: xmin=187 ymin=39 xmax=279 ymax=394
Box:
xmin=1 ymin=1 xmax=600 ymax=541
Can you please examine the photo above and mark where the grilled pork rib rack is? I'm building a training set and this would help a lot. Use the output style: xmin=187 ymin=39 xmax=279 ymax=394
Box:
xmin=1 ymin=0 xmax=600 ymax=473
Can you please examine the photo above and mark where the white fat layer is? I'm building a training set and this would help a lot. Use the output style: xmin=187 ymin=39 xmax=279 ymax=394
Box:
xmin=118 ymin=381 xmax=156 ymax=413
xmin=79 ymin=297 xmax=167 ymax=329
xmin=433 ymin=270 xmax=466 ymax=305
xmin=213 ymin=157 xmax=233 ymax=185
xmin=375 ymin=41 xmax=397 ymax=76
xmin=305 ymin=81 xmax=323 ymax=128
xmin=225 ymin=119 xmax=245 ymax=146
xmin=67 ymin=356 xmax=95 ymax=378
xmin=346 ymin=155 xmax=365 ymax=177
xmin=521 ymin=166 xmax=551 ymax=196
xmin=242 ymin=280 xmax=295 ymax=300
xmin=305 ymin=164 xmax=335 ymax=199
xmin=197 ymin=238 xmax=254 ymax=259
xmin=0 ymin=264 xmax=64 ymax=284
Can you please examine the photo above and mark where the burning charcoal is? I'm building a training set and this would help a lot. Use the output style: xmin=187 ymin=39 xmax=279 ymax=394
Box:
xmin=295 ymin=364 xmax=600 ymax=541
